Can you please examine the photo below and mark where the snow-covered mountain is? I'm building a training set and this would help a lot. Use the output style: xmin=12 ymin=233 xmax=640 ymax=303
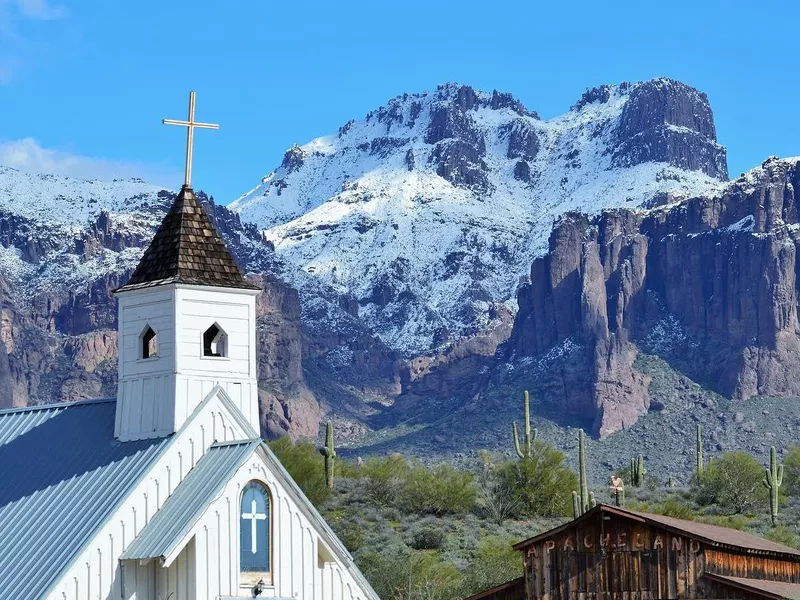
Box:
xmin=0 ymin=167 xmax=171 ymax=300
xmin=231 ymin=79 xmax=728 ymax=354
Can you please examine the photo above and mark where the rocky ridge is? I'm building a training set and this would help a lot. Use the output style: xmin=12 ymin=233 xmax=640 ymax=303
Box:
xmin=4 ymin=78 xmax=800 ymax=450
xmin=231 ymin=78 xmax=726 ymax=355
xmin=506 ymin=156 xmax=800 ymax=437
xmin=0 ymin=170 xmax=396 ymax=439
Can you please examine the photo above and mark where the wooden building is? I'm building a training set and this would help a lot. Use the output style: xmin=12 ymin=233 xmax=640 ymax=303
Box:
xmin=467 ymin=504 xmax=800 ymax=600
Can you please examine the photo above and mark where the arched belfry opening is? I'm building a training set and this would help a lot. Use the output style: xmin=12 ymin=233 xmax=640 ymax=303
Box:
xmin=203 ymin=323 xmax=227 ymax=357
xmin=140 ymin=325 xmax=158 ymax=359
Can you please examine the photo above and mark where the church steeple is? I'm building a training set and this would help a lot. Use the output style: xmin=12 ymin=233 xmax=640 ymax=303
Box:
xmin=113 ymin=92 xmax=261 ymax=441
xmin=115 ymin=186 xmax=259 ymax=292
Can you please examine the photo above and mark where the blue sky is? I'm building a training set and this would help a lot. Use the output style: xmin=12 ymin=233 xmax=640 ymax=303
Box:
xmin=0 ymin=0 xmax=797 ymax=203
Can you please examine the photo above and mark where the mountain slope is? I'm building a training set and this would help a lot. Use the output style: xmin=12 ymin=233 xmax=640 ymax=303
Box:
xmin=231 ymin=79 xmax=727 ymax=354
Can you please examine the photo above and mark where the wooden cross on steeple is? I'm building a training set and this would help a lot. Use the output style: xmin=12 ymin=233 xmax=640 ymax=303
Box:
xmin=163 ymin=91 xmax=219 ymax=189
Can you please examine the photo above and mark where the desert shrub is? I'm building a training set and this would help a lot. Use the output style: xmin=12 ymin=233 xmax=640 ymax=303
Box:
xmin=361 ymin=454 xmax=410 ymax=506
xmin=651 ymin=495 xmax=696 ymax=520
xmin=408 ymin=526 xmax=446 ymax=550
xmin=693 ymin=451 xmax=767 ymax=515
xmin=763 ymin=525 xmax=800 ymax=549
xmin=460 ymin=535 xmax=523 ymax=596
xmin=334 ymin=519 xmax=365 ymax=552
xmin=496 ymin=440 xmax=578 ymax=517
xmin=695 ymin=514 xmax=749 ymax=530
xmin=268 ymin=436 xmax=330 ymax=507
xmin=382 ymin=506 xmax=402 ymax=522
xmin=477 ymin=466 xmax=521 ymax=524
xmin=783 ymin=446 xmax=800 ymax=496
xmin=399 ymin=462 xmax=476 ymax=515
xmin=357 ymin=547 xmax=461 ymax=600
xmin=337 ymin=459 xmax=362 ymax=479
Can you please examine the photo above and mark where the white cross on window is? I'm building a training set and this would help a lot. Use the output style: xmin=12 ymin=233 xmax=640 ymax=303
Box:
xmin=241 ymin=499 xmax=267 ymax=554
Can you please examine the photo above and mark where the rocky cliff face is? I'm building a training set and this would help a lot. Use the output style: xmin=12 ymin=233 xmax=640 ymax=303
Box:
xmin=6 ymin=78 xmax=798 ymax=453
xmin=509 ymin=157 xmax=800 ymax=437
xmin=611 ymin=79 xmax=728 ymax=179
xmin=231 ymin=78 xmax=725 ymax=355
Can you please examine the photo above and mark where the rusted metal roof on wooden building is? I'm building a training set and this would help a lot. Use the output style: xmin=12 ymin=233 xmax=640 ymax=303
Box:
xmin=513 ymin=504 xmax=800 ymax=559
xmin=706 ymin=573 xmax=800 ymax=599
xmin=463 ymin=577 xmax=525 ymax=600
xmin=115 ymin=185 xmax=259 ymax=292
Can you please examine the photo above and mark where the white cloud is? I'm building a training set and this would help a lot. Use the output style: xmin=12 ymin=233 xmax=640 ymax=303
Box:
xmin=0 ymin=138 xmax=179 ymax=185
xmin=0 ymin=0 xmax=64 ymax=20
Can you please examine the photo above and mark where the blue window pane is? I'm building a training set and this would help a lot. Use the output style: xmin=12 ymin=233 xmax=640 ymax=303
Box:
xmin=240 ymin=482 xmax=270 ymax=573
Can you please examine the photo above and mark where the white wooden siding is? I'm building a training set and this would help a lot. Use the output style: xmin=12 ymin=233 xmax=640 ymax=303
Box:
xmin=46 ymin=390 xmax=250 ymax=600
xmin=115 ymin=284 xmax=259 ymax=441
xmin=174 ymin=449 xmax=371 ymax=600
xmin=47 ymin=392 xmax=374 ymax=600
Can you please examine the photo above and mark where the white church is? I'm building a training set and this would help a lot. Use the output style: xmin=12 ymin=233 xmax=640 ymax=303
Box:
xmin=0 ymin=94 xmax=380 ymax=600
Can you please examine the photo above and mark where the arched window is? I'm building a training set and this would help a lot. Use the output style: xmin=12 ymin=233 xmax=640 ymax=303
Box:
xmin=203 ymin=323 xmax=227 ymax=357
xmin=240 ymin=481 xmax=270 ymax=575
xmin=140 ymin=326 xmax=157 ymax=359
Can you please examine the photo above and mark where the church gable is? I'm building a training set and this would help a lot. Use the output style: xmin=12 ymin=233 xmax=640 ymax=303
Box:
xmin=116 ymin=440 xmax=378 ymax=600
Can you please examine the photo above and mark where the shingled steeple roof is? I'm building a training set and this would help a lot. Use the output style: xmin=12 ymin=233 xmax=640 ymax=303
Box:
xmin=115 ymin=186 xmax=259 ymax=292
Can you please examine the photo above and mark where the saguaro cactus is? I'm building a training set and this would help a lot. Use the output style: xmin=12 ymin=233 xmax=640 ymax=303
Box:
xmin=571 ymin=429 xmax=591 ymax=519
xmin=513 ymin=390 xmax=537 ymax=459
xmin=630 ymin=454 xmax=646 ymax=487
xmin=319 ymin=421 xmax=336 ymax=490
xmin=579 ymin=429 xmax=589 ymax=513
xmin=763 ymin=446 xmax=784 ymax=526
xmin=615 ymin=487 xmax=625 ymax=507
xmin=696 ymin=424 xmax=704 ymax=479
xmin=572 ymin=491 xmax=581 ymax=519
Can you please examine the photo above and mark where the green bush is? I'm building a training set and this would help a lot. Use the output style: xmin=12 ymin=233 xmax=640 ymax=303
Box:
xmin=408 ymin=526 xmax=446 ymax=550
xmin=651 ymin=495 xmax=695 ymax=520
xmin=361 ymin=454 xmax=410 ymax=506
xmin=399 ymin=462 xmax=476 ymax=515
xmin=356 ymin=547 xmax=462 ymax=600
xmin=763 ymin=525 xmax=800 ymax=549
xmin=361 ymin=457 xmax=476 ymax=515
xmin=783 ymin=446 xmax=800 ymax=496
xmin=333 ymin=519 xmax=365 ymax=552
xmin=460 ymin=536 xmax=522 ymax=596
xmin=496 ymin=440 xmax=578 ymax=517
xmin=695 ymin=514 xmax=748 ymax=530
xmin=693 ymin=451 xmax=767 ymax=515
xmin=269 ymin=436 xmax=330 ymax=507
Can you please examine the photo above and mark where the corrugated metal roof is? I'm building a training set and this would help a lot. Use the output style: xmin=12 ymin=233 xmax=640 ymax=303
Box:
xmin=122 ymin=438 xmax=259 ymax=561
xmin=705 ymin=573 xmax=800 ymax=599
xmin=0 ymin=399 xmax=171 ymax=600
xmin=513 ymin=504 xmax=800 ymax=558
xmin=630 ymin=507 xmax=800 ymax=557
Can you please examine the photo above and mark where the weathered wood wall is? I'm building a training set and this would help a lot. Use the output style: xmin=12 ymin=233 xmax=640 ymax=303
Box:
xmin=520 ymin=512 xmax=800 ymax=600
xmin=704 ymin=547 xmax=800 ymax=582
